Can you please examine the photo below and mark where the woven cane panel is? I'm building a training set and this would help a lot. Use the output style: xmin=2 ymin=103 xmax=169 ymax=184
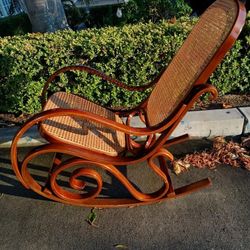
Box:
xmin=41 ymin=92 xmax=125 ymax=156
xmin=147 ymin=0 xmax=238 ymax=126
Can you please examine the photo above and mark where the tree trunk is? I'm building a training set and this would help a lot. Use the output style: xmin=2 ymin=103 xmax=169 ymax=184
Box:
xmin=22 ymin=0 xmax=69 ymax=32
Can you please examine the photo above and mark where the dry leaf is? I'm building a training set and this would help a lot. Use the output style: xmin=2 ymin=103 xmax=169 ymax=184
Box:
xmin=114 ymin=244 xmax=128 ymax=249
xmin=181 ymin=136 xmax=250 ymax=171
xmin=222 ymin=103 xmax=233 ymax=109
xmin=242 ymin=137 xmax=250 ymax=149
xmin=173 ymin=161 xmax=182 ymax=175
xmin=173 ymin=160 xmax=190 ymax=175
xmin=213 ymin=136 xmax=226 ymax=150
xmin=169 ymin=16 xmax=176 ymax=24
xmin=86 ymin=208 xmax=99 ymax=227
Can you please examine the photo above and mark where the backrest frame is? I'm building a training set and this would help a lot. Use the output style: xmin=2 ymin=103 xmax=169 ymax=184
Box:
xmin=144 ymin=0 xmax=246 ymax=129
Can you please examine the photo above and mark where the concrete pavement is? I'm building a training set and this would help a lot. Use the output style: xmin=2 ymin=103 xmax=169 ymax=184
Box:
xmin=0 ymin=143 xmax=250 ymax=250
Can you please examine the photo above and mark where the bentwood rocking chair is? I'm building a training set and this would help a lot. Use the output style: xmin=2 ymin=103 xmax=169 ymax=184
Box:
xmin=11 ymin=0 xmax=246 ymax=207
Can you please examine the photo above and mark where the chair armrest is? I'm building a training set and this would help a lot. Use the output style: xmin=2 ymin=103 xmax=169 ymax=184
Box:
xmin=41 ymin=65 xmax=156 ymax=107
xmin=37 ymin=105 xmax=186 ymax=136
xmin=36 ymin=108 xmax=158 ymax=136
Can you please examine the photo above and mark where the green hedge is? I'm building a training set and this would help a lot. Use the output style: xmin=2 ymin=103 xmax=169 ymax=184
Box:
xmin=0 ymin=13 xmax=31 ymax=37
xmin=69 ymin=0 xmax=192 ymax=28
xmin=211 ymin=11 xmax=250 ymax=94
xmin=0 ymin=13 xmax=249 ymax=115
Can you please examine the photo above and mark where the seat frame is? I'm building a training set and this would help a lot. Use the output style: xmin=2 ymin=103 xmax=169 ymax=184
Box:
xmin=11 ymin=0 xmax=246 ymax=208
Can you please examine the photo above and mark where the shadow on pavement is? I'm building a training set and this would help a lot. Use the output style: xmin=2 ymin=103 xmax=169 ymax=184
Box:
xmin=0 ymin=154 xmax=142 ymax=201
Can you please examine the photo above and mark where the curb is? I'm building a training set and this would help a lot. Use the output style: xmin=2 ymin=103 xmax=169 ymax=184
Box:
xmin=0 ymin=126 xmax=47 ymax=148
xmin=0 ymin=107 xmax=249 ymax=148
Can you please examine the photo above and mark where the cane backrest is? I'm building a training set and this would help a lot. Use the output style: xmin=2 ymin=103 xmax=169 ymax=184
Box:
xmin=147 ymin=0 xmax=239 ymax=126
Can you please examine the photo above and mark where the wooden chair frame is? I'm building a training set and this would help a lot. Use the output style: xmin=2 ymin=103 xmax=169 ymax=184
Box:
xmin=11 ymin=0 xmax=246 ymax=208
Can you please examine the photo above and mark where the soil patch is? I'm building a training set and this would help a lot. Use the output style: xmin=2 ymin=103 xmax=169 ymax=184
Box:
xmin=0 ymin=114 xmax=32 ymax=128
xmin=192 ymin=94 xmax=250 ymax=110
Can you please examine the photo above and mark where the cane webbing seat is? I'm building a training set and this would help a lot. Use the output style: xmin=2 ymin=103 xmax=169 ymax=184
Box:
xmin=147 ymin=0 xmax=238 ymax=126
xmin=41 ymin=92 xmax=126 ymax=156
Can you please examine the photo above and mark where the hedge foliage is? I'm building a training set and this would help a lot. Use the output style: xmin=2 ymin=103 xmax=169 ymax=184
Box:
xmin=210 ymin=11 xmax=250 ymax=94
xmin=0 ymin=13 xmax=31 ymax=37
xmin=0 ymin=13 xmax=249 ymax=115
xmin=65 ymin=0 xmax=192 ymax=28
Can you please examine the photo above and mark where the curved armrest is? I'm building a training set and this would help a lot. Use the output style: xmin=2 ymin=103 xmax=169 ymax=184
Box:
xmin=36 ymin=108 xmax=159 ymax=136
xmin=37 ymin=104 xmax=186 ymax=136
xmin=41 ymin=65 xmax=156 ymax=107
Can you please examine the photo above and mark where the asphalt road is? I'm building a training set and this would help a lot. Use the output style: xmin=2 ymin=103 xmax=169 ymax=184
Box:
xmin=0 ymin=144 xmax=249 ymax=250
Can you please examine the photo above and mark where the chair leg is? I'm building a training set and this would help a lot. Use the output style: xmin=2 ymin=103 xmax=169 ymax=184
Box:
xmin=157 ymin=153 xmax=211 ymax=199
xmin=13 ymin=144 xmax=212 ymax=208
xmin=162 ymin=135 xmax=212 ymax=197
xmin=158 ymin=155 xmax=175 ymax=197
xmin=42 ymin=153 xmax=62 ymax=195
xmin=174 ymin=178 xmax=212 ymax=197
xmin=164 ymin=134 xmax=190 ymax=147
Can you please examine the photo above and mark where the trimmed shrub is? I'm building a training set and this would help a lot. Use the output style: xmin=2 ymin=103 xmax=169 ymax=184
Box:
xmin=119 ymin=0 xmax=192 ymax=22
xmin=0 ymin=13 xmax=31 ymax=37
xmin=210 ymin=11 xmax=250 ymax=94
xmin=0 ymin=14 xmax=249 ymax=115
xmin=63 ymin=0 xmax=192 ymax=29
xmin=0 ymin=18 xmax=195 ymax=114
xmin=92 ymin=0 xmax=192 ymax=27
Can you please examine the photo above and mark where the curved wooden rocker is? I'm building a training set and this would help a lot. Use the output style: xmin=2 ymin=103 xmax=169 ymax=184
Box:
xmin=11 ymin=0 xmax=246 ymax=208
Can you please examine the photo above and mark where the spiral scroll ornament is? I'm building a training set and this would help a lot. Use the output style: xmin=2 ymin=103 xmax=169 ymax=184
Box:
xmin=50 ymin=159 xmax=103 ymax=202
xmin=14 ymin=144 xmax=174 ymax=204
